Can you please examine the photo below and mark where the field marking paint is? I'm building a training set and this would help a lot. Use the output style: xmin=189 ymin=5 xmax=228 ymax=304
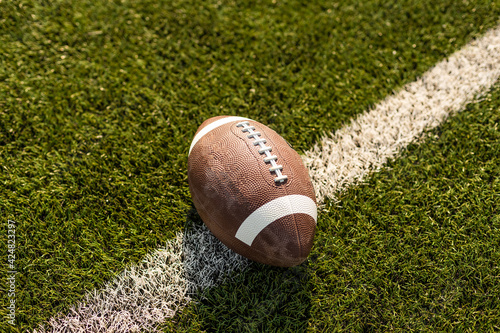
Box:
xmin=304 ymin=27 xmax=500 ymax=202
xmin=37 ymin=25 xmax=500 ymax=332
xmin=36 ymin=227 xmax=250 ymax=333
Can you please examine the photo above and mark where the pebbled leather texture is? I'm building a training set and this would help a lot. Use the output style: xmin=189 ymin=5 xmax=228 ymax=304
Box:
xmin=188 ymin=116 xmax=317 ymax=267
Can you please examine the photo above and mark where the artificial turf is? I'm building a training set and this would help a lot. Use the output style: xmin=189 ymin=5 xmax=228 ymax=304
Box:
xmin=0 ymin=0 xmax=499 ymax=331
xmin=165 ymin=84 xmax=500 ymax=332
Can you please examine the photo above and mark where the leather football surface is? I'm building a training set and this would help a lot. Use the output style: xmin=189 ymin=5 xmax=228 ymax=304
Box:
xmin=188 ymin=116 xmax=317 ymax=267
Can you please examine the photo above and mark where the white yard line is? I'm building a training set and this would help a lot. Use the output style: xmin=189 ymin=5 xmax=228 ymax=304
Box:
xmin=36 ymin=226 xmax=250 ymax=333
xmin=304 ymin=27 xmax=500 ymax=203
xmin=37 ymin=25 xmax=500 ymax=332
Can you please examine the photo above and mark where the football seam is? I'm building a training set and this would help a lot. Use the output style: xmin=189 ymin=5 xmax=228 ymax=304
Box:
xmin=232 ymin=122 xmax=294 ymax=189
xmin=234 ymin=121 xmax=305 ymax=255
xmin=235 ymin=120 xmax=289 ymax=184
xmin=287 ymin=195 xmax=303 ymax=260
xmin=232 ymin=122 xmax=309 ymax=259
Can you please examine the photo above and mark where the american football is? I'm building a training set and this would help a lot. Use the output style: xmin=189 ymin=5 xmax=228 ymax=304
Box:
xmin=188 ymin=116 xmax=317 ymax=267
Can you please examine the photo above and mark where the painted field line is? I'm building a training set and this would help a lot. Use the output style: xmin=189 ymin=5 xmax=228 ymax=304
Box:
xmin=305 ymin=27 xmax=500 ymax=202
xmin=37 ymin=25 xmax=500 ymax=332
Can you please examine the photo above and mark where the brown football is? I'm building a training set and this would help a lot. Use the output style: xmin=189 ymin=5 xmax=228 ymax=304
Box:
xmin=188 ymin=116 xmax=317 ymax=267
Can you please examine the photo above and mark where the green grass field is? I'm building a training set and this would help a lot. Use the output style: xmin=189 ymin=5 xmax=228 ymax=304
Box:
xmin=0 ymin=0 xmax=499 ymax=331
xmin=167 ymin=84 xmax=500 ymax=332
